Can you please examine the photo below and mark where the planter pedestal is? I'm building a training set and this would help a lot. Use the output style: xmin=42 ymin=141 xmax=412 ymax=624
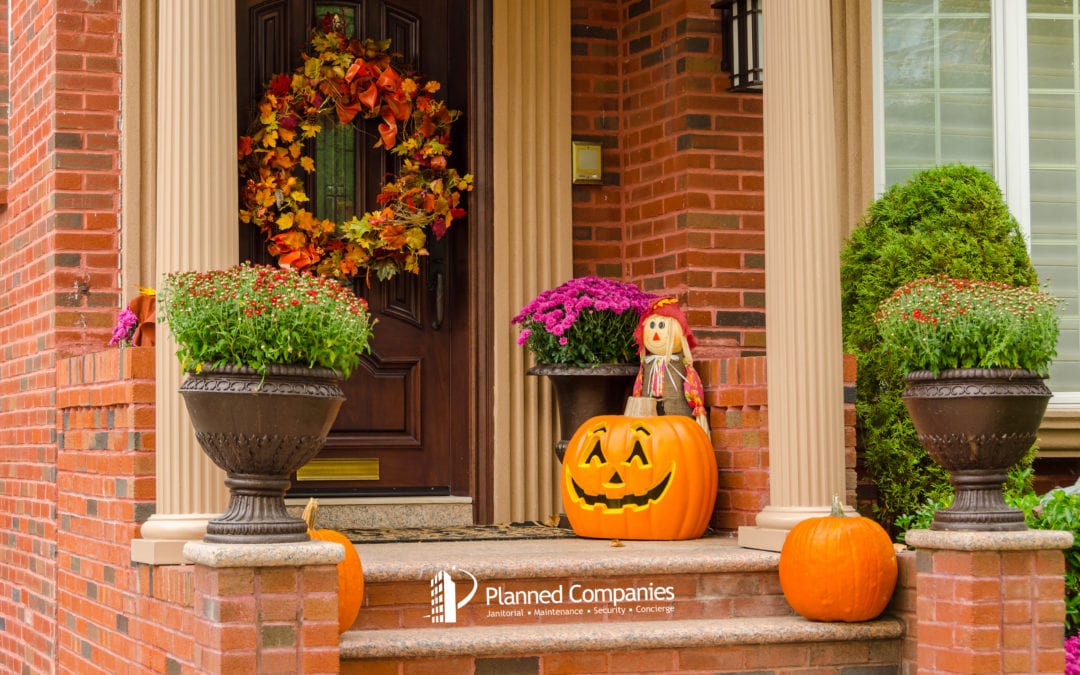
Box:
xmin=902 ymin=368 xmax=1051 ymax=532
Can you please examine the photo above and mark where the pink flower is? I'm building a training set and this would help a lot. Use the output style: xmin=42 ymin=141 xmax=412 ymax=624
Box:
xmin=109 ymin=308 xmax=139 ymax=346
xmin=511 ymin=276 xmax=655 ymax=366
xmin=1066 ymin=635 xmax=1080 ymax=674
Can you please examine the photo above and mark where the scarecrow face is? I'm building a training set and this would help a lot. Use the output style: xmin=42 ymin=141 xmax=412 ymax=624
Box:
xmin=561 ymin=414 xmax=719 ymax=540
xmin=566 ymin=420 xmax=673 ymax=512
xmin=642 ymin=313 xmax=682 ymax=355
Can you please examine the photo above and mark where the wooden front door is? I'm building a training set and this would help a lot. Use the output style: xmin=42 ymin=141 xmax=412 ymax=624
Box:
xmin=236 ymin=0 xmax=471 ymax=497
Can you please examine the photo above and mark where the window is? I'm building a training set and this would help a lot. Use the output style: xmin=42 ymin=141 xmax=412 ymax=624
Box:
xmin=314 ymin=3 xmax=359 ymax=222
xmin=875 ymin=0 xmax=1080 ymax=401
xmin=879 ymin=0 xmax=993 ymax=185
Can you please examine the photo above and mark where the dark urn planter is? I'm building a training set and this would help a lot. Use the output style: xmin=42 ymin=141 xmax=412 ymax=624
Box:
xmin=527 ymin=363 xmax=639 ymax=462
xmin=179 ymin=364 xmax=345 ymax=544
xmin=902 ymin=368 xmax=1051 ymax=532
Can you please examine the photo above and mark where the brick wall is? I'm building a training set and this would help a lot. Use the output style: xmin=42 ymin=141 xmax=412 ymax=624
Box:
xmin=0 ymin=2 xmax=122 ymax=670
xmin=570 ymin=0 xmax=624 ymax=280
xmin=0 ymin=0 xmax=9 ymax=203
xmin=570 ymin=0 xmax=764 ymax=354
xmin=699 ymin=354 xmax=858 ymax=532
xmin=46 ymin=345 xmax=344 ymax=675
xmin=53 ymin=347 xmax=198 ymax=673
xmin=701 ymin=356 xmax=768 ymax=530
xmin=191 ymin=562 xmax=341 ymax=674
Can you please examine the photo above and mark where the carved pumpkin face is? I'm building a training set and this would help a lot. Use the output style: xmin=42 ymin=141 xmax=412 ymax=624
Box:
xmin=562 ymin=414 xmax=717 ymax=540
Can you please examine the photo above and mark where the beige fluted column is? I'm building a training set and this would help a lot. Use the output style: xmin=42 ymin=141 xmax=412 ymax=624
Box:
xmin=738 ymin=0 xmax=850 ymax=552
xmin=131 ymin=0 xmax=235 ymax=564
xmin=491 ymin=0 xmax=572 ymax=522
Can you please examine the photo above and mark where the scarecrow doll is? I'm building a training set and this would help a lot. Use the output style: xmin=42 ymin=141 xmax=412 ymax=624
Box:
xmin=632 ymin=297 xmax=710 ymax=436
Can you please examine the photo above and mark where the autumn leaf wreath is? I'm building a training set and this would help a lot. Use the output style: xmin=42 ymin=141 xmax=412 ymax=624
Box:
xmin=238 ymin=13 xmax=473 ymax=282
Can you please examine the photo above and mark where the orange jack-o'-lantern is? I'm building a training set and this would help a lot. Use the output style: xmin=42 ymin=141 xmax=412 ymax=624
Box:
xmin=561 ymin=414 xmax=717 ymax=540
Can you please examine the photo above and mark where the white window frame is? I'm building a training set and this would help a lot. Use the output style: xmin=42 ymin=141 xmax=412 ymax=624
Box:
xmin=872 ymin=0 xmax=1080 ymax=406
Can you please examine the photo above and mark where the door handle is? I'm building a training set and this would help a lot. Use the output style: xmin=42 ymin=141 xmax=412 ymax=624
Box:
xmin=430 ymin=267 xmax=445 ymax=331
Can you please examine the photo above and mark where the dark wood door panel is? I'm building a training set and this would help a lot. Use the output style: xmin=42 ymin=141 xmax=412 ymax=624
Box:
xmin=329 ymin=353 xmax=422 ymax=446
xmin=238 ymin=0 xmax=469 ymax=497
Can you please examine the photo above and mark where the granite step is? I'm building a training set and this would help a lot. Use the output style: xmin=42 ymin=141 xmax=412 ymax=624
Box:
xmin=339 ymin=615 xmax=904 ymax=672
xmin=349 ymin=535 xmax=791 ymax=632
xmin=285 ymin=495 xmax=474 ymax=529
xmin=341 ymin=535 xmax=905 ymax=673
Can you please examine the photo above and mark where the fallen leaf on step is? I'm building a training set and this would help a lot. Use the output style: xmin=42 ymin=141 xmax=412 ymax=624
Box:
xmin=544 ymin=513 xmax=560 ymax=527
xmin=610 ymin=539 xmax=624 ymax=548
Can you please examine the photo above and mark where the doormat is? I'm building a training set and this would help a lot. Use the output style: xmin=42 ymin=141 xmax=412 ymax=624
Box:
xmin=342 ymin=521 xmax=578 ymax=544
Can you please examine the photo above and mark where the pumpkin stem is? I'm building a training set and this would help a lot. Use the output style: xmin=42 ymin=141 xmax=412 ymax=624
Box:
xmin=830 ymin=494 xmax=846 ymax=518
xmin=302 ymin=497 xmax=318 ymax=529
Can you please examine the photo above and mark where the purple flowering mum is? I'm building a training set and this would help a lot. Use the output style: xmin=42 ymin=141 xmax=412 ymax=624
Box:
xmin=512 ymin=276 xmax=654 ymax=366
xmin=109 ymin=308 xmax=139 ymax=346
xmin=1068 ymin=635 xmax=1080 ymax=675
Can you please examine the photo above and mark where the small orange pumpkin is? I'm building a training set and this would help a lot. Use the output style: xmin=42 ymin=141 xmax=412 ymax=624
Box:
xmin=778 ymin=495 xmax=898 ymax=622
xmin=561 ymin=414 xmax=717 ymax=540
xmin=302 ymin=499 xmax=364 ymax=633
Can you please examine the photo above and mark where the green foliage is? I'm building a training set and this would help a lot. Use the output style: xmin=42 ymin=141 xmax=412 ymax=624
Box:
xmin=876 ymin=277 xmax=1059 ymax=375
xmin=841 ymin=164 xmax=1039 ymax=533
xmin=158 ymin=263 xmax=375 ymax=377
xmin=1019 ymin=488 xmax=1080 ymax=636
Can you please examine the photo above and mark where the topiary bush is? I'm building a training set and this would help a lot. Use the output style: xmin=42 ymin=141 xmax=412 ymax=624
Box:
xmin=841 ymin=163 xmax=1039 ymax=534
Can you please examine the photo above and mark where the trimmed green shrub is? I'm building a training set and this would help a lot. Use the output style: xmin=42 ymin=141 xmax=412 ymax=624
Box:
xmin=1017 ymin=487 xmax=1080 ymax=636
xmin=841 ymin=163 xmax=1038 ymax=533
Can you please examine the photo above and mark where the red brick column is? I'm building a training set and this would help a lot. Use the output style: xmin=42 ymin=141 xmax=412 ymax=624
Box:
xmin=183 ymin=541 xmax=343 ymax=674
xmin=905 ymin=529 xmax=1073 ymax=674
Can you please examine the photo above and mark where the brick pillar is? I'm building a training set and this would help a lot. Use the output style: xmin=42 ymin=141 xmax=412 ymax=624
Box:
xmin=183 ymin=541 xmax=343 ymax=675
xmin=905 ymin=529 xmax=1073 ymax=674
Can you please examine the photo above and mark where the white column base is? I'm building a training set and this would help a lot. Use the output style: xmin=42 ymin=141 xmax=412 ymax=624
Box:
xmin=131 ymin=513 xmax=217 ymax=564
xmin=737 ymin=526 xmax=790 ymax=552
xmin=738 ymin=504 xmax=858 ymax=552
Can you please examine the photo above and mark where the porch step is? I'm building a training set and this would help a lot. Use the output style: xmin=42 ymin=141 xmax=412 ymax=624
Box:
xmin=351 ymin=535 xmax=789 ymax=631
xmin=284 ymin=495 xmax=473 ymax=529
xmin=341 ymin=535 xmax=905 ymax=672
xmin=339 ymin=615 xmax=904 ymax=670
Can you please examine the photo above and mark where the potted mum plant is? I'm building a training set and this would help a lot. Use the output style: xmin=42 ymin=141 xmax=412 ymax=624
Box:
xmin=512 ymin=276 xmax=654 ymax=459
xmin=876 ymin=276 xmax=1059 ymax=531
xmin=158 ymin=263 xmax=374 ymax=543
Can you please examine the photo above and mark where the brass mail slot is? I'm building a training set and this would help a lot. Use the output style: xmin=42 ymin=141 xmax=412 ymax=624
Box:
xmin=296 ymin=458 xmax=380 ymax=481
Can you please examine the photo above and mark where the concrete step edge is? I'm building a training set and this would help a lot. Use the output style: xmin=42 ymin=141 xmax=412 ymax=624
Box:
xmin=358 ymin=536 xmax=779 ymax=583
xmin=339 ymin=614 xmax=905 ymax=660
